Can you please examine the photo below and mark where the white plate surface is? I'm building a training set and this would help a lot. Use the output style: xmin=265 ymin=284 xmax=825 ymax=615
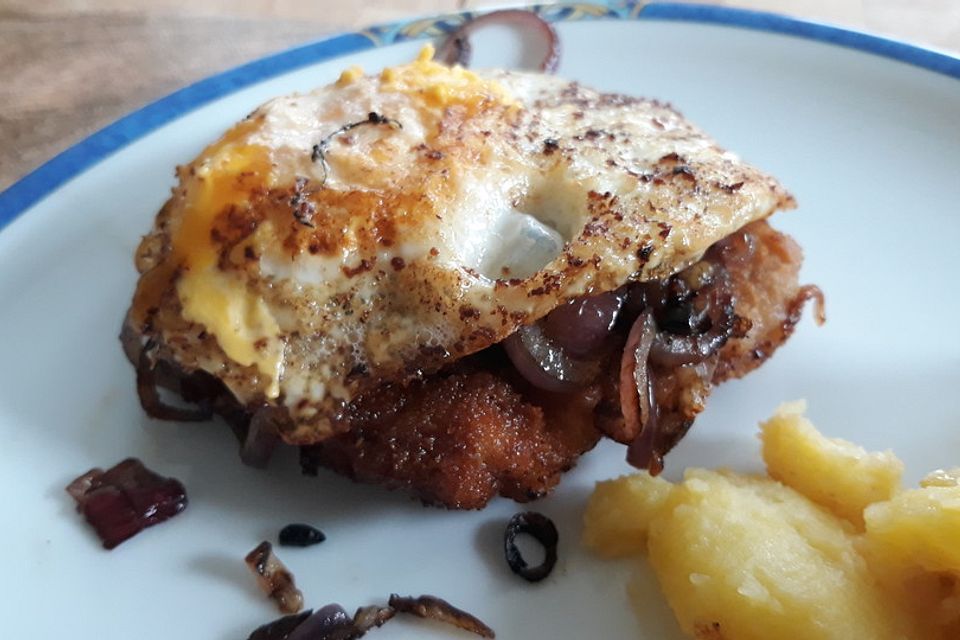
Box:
xmin=1 ymin=9 xmax=959 ymax=640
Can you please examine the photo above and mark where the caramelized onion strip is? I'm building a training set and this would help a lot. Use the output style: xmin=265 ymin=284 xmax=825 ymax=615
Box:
xmin=389 ymin=594 xmax=495 ymax=638
xmin=794 ymin=284 xmax=827 ymax=325
xmin=615 ymin=312 xmax=657 ymax=445
xmin=504 ymin=324 xmax=600 ymax=392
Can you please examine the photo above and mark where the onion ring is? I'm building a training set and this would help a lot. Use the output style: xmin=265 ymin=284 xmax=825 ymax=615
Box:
xmin=504 ymin=323 xmax=599 ymax=392
xmin=437 ymin=9 xmax=560 ymax=73
xmin=542 ymin=290 xmax=625 ymax=358
xmin=247 ymin=611 xmax=311 ymax=640
xmin=503 ymin=511 xmax=559 ymax=583
xmin=648 ymin=267 xmax=736 ymax=368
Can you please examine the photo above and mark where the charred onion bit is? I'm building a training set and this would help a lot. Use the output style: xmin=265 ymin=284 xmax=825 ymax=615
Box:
xmin=437 ymin=9 xmax=560 ymax=73
xmin=246 ymin=541 xmax=305 ymax=614
xmin=65 ymin=458 xmax=187 ymax=549
xmin=311 ymin=112 xmax=402 ymax=187
xmin=503 ymin=511 xmax=559 ymax=583
xmin=278 ymin=523 xmax=326 ymax=547
xmin=389 ymin=594 xmax=495 ymax=639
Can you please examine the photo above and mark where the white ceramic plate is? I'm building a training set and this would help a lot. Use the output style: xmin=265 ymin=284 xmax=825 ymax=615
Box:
xmin=2 ymin=3 xmax=959 ymax=639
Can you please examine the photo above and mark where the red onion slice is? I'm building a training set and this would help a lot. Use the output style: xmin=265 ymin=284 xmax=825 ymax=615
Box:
xmin=504 ymin=324 xmax=599 ymax=392
xmin=615 ymin=312 xmax=657 ymax=445
xmin=647 ymin=267 xmax=736 ymax=368
xmin=542 ymin=290 xmax=625 ymax=358
xmin=67 ymin=458 xmax=188 ymax=549
xmin=437 ymin=9 xmax=560 ymax=73
xmin=285 ymin=604 xmax=353 ymax=640
xmin=626 ymin=412 xmax=664 ymax=475
xmin=249 ymin=603 xmax=396 ymax=640
xmin=247 ymin=611 xmax=312 ymax=640
xmin=241 ymin=407 xmax=284 ymax=469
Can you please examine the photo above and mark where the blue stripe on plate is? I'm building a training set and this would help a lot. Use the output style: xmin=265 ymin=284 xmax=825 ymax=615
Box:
xmin=1 ymin=2 xmax=958 ymax=233
xmin=644 ymin=3 xmax=960 ymax=78
xmin=0 ymin=33 xmax=373 ymax=230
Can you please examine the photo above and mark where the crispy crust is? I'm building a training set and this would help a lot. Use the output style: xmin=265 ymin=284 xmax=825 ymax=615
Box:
xmin=302 ymin=370 xmax=601 ymax=509
xmin=299 ymin=221 xmax=810 ymax=508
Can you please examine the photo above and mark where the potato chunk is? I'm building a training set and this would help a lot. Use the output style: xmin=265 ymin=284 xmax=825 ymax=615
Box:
xmin=647 ymin=469 xmax=918 ymax=640
xmin=864 ymin=482 xmax=960 ymax=639
xmin=583 ymin=402 xmax=960 ymax=640
xmin=865 ymin=482 xmax=960 ymax=574
xmin=760 ymin=400 xmax=902 ymax=527
xmin=582 ymin=472 xmax=673 ymax=557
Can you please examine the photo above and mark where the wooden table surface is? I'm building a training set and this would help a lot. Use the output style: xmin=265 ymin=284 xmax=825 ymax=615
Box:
xmin=2 ymin=0 xmax=958 ymax=192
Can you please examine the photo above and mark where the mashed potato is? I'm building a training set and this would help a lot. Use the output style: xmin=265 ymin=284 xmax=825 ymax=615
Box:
xmin=584 ymin=403 xmax=960 ymax=640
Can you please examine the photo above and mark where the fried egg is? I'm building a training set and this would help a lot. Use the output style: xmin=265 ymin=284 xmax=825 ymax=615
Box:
xmin=129 ymin=45 xmax=793 ymax=444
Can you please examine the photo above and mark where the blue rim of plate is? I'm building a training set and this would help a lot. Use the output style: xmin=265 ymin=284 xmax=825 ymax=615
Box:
xmin=1 ymin=0 xmax=958 ymax=232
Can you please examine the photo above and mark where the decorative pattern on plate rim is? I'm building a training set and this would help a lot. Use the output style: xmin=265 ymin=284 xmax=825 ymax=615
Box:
xmin=1 ymin=1 xmax=957 ymax=229
xmin=357 ymin=2 xmax=646 ymax=46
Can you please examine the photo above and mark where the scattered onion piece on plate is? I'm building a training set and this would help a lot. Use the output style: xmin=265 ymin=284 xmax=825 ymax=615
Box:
xmin=278 ymin=523 xmax=326 ymax=547
xmin=389 ymin=594 xmax=496 ymax=638
xmin=246 ymin=596 xmax=491 ymax=639
xmin=245 ymin=541 xmax=305 ymax=614
xmin=503 ymin=511 xmax=559 ymax=583
xmin=65 ymin=458 xmax=188 ymax=549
